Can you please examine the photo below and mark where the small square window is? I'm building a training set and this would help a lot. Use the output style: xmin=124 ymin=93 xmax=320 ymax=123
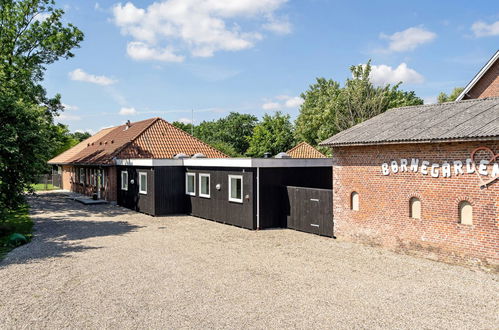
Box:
xmin=121 ymin=171 xmax=128 ymax=191
xmin=199 ymin=173 xmax=210 ymax=198
xmin=185 ymin=173 xmax=196 ymax=196
xmin=228 ymin=175 xmax=243 ymax=203
xmin=139 ymin=172 xmax=147 ymax=194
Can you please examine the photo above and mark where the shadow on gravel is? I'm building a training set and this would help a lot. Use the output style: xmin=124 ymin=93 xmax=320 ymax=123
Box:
xmin=0 ymin=193 xmax=143 ymax=267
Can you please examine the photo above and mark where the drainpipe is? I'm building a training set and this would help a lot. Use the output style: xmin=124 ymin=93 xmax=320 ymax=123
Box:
xmin=256 ymin=167 xmax=260 ymax=230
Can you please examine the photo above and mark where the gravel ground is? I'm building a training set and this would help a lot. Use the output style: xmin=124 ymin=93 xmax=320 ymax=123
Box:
xmin=1 ymin=192 xmax=498 ymax=329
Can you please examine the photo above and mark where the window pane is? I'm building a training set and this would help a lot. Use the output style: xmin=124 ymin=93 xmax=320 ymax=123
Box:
xmin=201 ymin=176 xmax=209 ymax=195
xmin=231 ymin=177 xmax=242 ymax=199
xmin=140 ymin=174 xmax=147 ymax=192
xmin=187 ymin=175 xmax=194 ymax=193
xmin=459 ymin=201 xmax=472 ymax=225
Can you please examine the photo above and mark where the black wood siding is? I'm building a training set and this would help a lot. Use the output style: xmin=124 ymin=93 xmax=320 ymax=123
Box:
xmin=117 ymin=166 xmax=155 ymax=215
xmin=285 ymin=186 xmax=333 ymax=237
xmin=185 ymin=167 xmax=256 ymax=229
xmin=154 ymin=166 xmax=186 ymax=215
xmin=258 ymin=167 xmax=332 ymax=229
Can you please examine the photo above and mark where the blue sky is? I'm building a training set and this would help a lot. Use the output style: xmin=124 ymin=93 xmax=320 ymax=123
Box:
xmin=44 ymin=0 xmax=499 ymax=134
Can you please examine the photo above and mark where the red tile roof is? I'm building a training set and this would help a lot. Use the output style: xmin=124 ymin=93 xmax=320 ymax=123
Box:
xmin=48 ymin=117 xmax=227 ymax=165
xmin=286 ymin=141 xmax=327 ymax=158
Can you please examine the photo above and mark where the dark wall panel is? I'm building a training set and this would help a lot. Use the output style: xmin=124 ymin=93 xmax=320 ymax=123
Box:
xmin=259 ymin=167 xmax=332 ymax=229
xmin=154 ymin=166 xmax=186 ymax=215
xmin=117 ymin=166 xmax=155 ymax=216
xmin=185 ymin=167 xmax=256 ymax=230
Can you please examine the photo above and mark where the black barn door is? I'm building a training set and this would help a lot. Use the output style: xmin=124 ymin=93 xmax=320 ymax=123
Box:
xmin=285 ymin=186 xmax=333 ymax=237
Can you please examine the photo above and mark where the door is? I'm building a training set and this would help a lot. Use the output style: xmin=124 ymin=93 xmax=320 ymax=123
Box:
xmin=285 ymin=186 xmax=333 ymax=237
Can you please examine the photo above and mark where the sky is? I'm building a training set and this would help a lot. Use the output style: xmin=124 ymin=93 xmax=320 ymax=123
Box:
xmin=44 ymin=0 xmax=499 ymax=134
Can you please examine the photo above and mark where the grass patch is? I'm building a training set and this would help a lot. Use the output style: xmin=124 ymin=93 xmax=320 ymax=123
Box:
xmin=31 ymin=183 xmax=58 ymax=191
xmin=0 ymin=205 xmax=33 ymax=260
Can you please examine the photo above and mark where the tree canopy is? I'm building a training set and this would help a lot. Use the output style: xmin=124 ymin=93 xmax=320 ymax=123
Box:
xmin=246 ymin=111 xmax=295 ymax=157
xmin=295 ymin=60 xmax=423 ymax=153
xmin=0 ymin=0 xmax=83 ymax=211
xmin=437 ymin=87 xmax=464 ymax=103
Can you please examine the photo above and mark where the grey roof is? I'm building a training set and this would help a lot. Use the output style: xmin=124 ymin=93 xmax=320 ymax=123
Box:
xmin=319 ymin=97 xmax=499 ymax=147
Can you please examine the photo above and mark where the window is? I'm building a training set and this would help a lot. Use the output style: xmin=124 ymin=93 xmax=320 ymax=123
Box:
xmin=185 ymin=173 xmax=196 ymax=196
xmin=350 ymin=192 xmax=359 ymax=211
xmin=79 ymin=168 xmax=85 ymax=184
xmin=199 ymin=173 xmax=210 ymax=198
xmin=459 ymin=201 xmax=473 ymax=225
xmin=121 ymin=171 xmax=128 ymax=191
xmin=139 ymin=172 xmax=147 ymax=194
xmin=228 ymin=175 xmax=243 ymax=203
xmin=409 ymin=197 xmax=421 ymax=219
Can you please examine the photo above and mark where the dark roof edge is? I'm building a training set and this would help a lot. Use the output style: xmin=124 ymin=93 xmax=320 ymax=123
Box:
xmin=320 ymin=136 xmax=499 ymax=147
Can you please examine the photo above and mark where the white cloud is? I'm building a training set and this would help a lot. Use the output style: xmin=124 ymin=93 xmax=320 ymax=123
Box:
xmin=369 ymin=63 xmax=424 ymax=85
xmin=34 ymin=12 xmax=51 ymax=22
xmin=262 ymin=95 xmax=303 ymax=110
xmin=119 ymin=107 xmax=137 ymax=115
xmin=112 ymin=0 xmax=289 ymax=61
xmin=423 ymin=96 xmax=438 ymax=105
xmin=284 ymin=96 xmax=304 ymax=108
xmin=263 ymin=16 xmax=292 ymax=34
xmin=380 ymin=26 xmax=436 ymax=52
xmin=127 ymin=41 xmax=184 ymax=62
xmin=471 ymin=20 xmax=499 ymax=37
xmin=62 ymin=103 xmax=79 ymax=111
xmin=177 ymin=117 xmax=193 ymax=124
xmin=69 ymin=69 xmax=117 ymax=86
xmin=262 ymin=102 xmax=280 ymax=110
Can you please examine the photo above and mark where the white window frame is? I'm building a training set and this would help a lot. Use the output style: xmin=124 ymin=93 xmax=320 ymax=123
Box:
xmin=198 ymin=173 xmax=211 ymax=198
xmin=185 ymin=173 xmax=196 ymax=196
xmin=139 ymin=172 xmax=147 ymax=195
xmin=228 ymin=175 xmax=243 ymax=203
xmin=121 ymin=171 xmax=128 ymax=191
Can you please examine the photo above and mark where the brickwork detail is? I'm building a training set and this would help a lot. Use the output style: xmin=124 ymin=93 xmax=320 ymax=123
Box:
xmin=332 ymin=141 xmax=499 ymax=268
xmin=465 ymin=60 xmax=499 ymax=99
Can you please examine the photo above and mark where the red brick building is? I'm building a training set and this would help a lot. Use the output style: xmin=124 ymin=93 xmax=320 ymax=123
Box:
xmin=457 ymin=50 xmax=499 ymax=100
xmin=48 ymin=117 xmax=227 ymax=201
xmin=320 ymin=97 xmax=499 ymax=268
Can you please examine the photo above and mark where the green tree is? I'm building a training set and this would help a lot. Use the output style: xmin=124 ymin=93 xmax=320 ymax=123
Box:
xmin=0 ymin=0 xmax=83 ymax=211
xmin=437 ymin=87 xmax=464 ymax=103
xmin=246 ymin=111 xmax=295 ymax=157
xmin=173 ymin=112 xmax=258 ymax=156
xmin=71 ymin=131 xmax=91 ymax=142
xmin=295 ymin=60 xmax=423 ymax=152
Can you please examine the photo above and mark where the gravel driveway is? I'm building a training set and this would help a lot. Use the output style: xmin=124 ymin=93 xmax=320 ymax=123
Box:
xmin=1 ymin=192 xmax=498 ymax=329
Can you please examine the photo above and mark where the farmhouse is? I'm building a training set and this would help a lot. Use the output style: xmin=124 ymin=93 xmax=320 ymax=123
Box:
xmin=115 ymin=157 xmax=333 ymax=234
xmin=48 ymin=117 xmax=227 ymax=201
xmin=320 ymin=97 xmax=499 ymax=266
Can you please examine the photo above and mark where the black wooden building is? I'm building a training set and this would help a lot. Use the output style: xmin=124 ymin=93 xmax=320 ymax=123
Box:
xmin=116 ymin=158 xmax=333 ymax=235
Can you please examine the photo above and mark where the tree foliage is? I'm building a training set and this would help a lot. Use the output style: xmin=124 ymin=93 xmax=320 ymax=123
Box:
xmin=437 ymin=87 xmax=464 ymax=103
xmin=246 ymin=111 xmax=295 ymax=157
xmin=295 ymin=60 xmax=423 ymax=152
xmin=173 ymin=112 xmax=258 ymax=157
xmin=0 ymin=0 xmax=83 ymax=211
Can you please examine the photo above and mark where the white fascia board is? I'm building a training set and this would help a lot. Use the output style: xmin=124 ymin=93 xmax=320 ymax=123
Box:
xmin=116 ymin=159 xmax=183 ymax=166
xmin=183 ymin=158 xmax=253 ymax=168
xmin=252 ymin=158 xmax=332 ymax=167
xmin=117 ymin=158 xmax=332 ymax=168
xmin=456 ymin=50 xmax=499 ymax=101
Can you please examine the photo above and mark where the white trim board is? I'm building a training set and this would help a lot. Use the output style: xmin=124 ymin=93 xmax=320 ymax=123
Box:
xmin=116 ymin=158 xmax=332 ymax=168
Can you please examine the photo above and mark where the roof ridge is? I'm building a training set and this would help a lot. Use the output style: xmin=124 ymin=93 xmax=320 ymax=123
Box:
xmin=111 ymin=117 xmax=161 ymax=158
xmin=385 ymin=96 xmax=499 ymax=113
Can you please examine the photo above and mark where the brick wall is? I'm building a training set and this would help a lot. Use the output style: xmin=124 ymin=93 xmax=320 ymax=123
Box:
xmin=61 ymin=165 xmax=73 ymax=190
xmin=332 ymin=140 xmax=498 ymax=268
xmin=464 ymin=60 xmax=499 ymax=99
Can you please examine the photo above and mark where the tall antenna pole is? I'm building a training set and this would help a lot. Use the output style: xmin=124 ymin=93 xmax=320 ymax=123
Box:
xmin=191 ymin=109 xmax=194 ymax=136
